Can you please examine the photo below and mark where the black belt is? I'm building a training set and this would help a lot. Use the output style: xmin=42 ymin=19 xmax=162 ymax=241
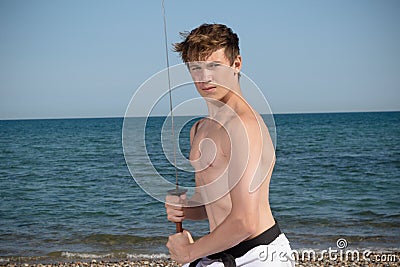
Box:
xmin=189 ymin=221 xmax=281 ymax=267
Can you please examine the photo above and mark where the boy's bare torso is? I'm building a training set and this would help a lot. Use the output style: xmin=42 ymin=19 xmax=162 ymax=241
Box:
xmin=189 ymin=107 xmax=275 ymax=239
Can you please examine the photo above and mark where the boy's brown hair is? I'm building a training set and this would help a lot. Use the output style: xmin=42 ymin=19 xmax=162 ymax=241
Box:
xmin=173 ymin=23 xmax=240 ymax=65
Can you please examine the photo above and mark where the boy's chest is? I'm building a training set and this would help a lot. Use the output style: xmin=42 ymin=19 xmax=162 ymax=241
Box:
xmin=189 ymin=122 xmax=230 ymax=172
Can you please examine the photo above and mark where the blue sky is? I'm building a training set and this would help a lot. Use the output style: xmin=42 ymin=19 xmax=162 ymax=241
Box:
xmin=0 ymin=0 xmax=399 ymax=119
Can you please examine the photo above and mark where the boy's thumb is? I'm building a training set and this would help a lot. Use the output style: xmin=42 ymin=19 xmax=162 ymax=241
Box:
xmin=183 ymin=230 xmax=194 ymax=244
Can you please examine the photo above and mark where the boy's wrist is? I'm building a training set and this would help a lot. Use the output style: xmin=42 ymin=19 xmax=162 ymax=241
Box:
xmin=188 ymin=241 xmax=200 ymax=263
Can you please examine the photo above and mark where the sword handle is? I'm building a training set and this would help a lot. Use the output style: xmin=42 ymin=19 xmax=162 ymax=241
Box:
xmin=167 ymin=188 xmax=187 ymax=233
xmin=176 ymin=222 xmax=183 ymax=233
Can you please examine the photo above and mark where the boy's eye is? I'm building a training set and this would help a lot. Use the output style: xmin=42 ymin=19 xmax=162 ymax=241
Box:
xmin=208 ymin=63 xmax=220 ymax=69
xmin=190 ymin=66 xmax=201 ymax=71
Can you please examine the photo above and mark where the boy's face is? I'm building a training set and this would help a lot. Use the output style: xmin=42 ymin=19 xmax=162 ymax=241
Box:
xmin=187 ymin=48 xmax=241 ymax=101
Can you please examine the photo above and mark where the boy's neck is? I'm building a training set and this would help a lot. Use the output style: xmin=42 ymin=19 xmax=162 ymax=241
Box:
xmin=206 ymin=87 xmax=246 ymax=119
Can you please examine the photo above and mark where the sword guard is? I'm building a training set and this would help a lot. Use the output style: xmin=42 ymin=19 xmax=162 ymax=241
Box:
xmin=167 ymin=188 xmax=187 ymax=196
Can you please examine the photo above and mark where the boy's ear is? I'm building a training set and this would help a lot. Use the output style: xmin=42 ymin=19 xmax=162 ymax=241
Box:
xmin=233 ymin=55 xmax=242 ymax=73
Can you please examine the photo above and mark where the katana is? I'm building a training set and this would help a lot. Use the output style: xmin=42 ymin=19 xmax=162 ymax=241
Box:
xmin=162 ymin=0 xmax=187 ymax=233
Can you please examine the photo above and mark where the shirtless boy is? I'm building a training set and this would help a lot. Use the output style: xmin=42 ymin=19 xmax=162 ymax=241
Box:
xmin=165 ymin=24 xmax=294 ymax=267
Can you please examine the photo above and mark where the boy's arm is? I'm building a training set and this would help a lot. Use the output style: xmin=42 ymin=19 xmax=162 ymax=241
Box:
xmin=183 ymin=189 xmax=208 ymax=221
xmin=184 ymin=119 xmax=207 ymax=220
xmin=165 ymin=188 xmax=207 ymax=222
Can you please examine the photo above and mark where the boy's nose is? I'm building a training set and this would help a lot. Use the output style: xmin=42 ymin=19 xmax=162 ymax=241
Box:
xmin=201 ymin=68 xmax=213 ymax=82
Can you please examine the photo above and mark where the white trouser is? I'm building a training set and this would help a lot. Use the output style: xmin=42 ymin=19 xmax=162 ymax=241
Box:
xmin=183 ymin=233 xmax=295 ymax=267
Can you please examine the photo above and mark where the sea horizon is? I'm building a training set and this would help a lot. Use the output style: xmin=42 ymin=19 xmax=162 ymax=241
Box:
xmin=1 ymin=109 xmax=399 ymax=121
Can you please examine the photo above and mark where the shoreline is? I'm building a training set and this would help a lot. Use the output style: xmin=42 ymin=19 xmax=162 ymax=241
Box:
xmin=1 ymin=251 xmax=399 ymax=267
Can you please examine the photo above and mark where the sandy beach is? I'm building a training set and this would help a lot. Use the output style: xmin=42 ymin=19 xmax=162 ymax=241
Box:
xmin=2 ymin=251 xmax=399 ymax=267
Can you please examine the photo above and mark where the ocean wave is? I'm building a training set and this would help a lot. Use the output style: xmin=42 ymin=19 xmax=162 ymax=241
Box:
xmin=61 ymin=252 xmax=114 ymax=259
xmin=80 ymin=233 xmax=166 ymax=245
xmin=127 ymin=253 xmax=169 ymax=259
xmin=60 ymin=251 xmax=169 ymax=260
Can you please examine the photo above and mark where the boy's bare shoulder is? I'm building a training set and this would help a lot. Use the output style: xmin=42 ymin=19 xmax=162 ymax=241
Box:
xmin=189 ymin=118 xmax=206 ymax=145
xmin=225 ymin=110 xmax=262 ymax=136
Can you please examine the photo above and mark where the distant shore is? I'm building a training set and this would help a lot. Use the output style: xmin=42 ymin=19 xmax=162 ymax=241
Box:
xmin=2 ymin=251 xmax=399 ymax=267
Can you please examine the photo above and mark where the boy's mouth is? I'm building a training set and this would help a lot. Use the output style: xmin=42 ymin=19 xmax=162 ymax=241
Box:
xmin=201 ymin=86 xmax=216 ymax=92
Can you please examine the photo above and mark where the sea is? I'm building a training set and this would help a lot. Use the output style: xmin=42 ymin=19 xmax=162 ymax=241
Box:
xmin=0 ymin=112 xmax=399 ymax=262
